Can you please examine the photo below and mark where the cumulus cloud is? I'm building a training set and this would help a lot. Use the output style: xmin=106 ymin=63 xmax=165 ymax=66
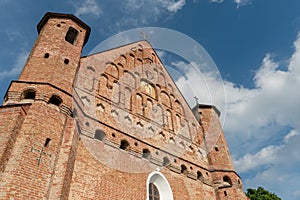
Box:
xmin=234 ymin=0 xmax=252 ymax=7
xmin=0 ymin=51 xmax=28 ymax=79
xmin=169 ymin=32 xmax=300 ymax=199
xmin=74 ymin=0 xmax=102 ymax=17
xmin=209 ymin=0 xmax=224 ymax=3
xmin=209 ymin=0 xmax=251 ymax=7
xmin=73 ymin=0 xmax=186 ymax=32
xmin=163 ymin=0 xmax=186 ymax=13
xmin=121 ymin=0 xmax=186 ymax=25
xmin=234 ymin=145 xmax=284 ymax=173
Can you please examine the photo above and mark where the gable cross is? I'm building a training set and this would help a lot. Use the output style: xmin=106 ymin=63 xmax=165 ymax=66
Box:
xmin=141 ymin=31 xmax=148 ymax=40
xmin=194 ymin=96 xmax=199 ymax=105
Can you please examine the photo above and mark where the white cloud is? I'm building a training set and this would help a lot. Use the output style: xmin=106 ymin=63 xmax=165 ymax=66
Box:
xmin=284 ymin=129 xmax=300 ymax=143
xmin=169 ymin=31 xmax=300 ymax=199
xmin=122 ymin=0 xmax=186 ymax=22
xmin=234 ymin=0 xmax=252 ymax=7
xmin=293 ymin=190 xmax=300 ymax=198
xmin=74 ymin=0 xmax=102 ymax=17
xmin=234 ymin=145 xmax=284 ymax=173
xmin=163 ymin=0 xmax=186 ymax=13
xmin=209 ymin=0 xmax=224 ymax=3
xmin=5 ymin=30 xmax=21 ymax=41
xmin=0 ymin=51 xmax=28 ymax=79
xmin=209 ymin=0 xmax=251 ymax=7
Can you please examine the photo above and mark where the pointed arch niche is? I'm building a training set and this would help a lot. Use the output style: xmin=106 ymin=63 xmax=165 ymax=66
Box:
xmin=146 ymin=171 xmax=173 ymax=200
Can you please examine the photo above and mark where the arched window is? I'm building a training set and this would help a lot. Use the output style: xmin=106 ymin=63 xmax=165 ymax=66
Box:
xmin=141 ymin=80 xmax=156 ymax=98
xmin=163 ymin=157 xmax=170 ymax=167
xmin=65 ymin=27 xmax=78 ymax=45
xmin=94 ymin=129 xmax=105 ymax=141
xmin=142 ymin=149 xmax=151 ymax=159
xmin=147 ymin=171 xmax=173 ymax=200
xmin=181 ymin=164 xmax=188 ymax=175
xmin=223 ymin=176 xmax=232 ymax=186
xmin=197 ymin=171 xmax=203 ymax=180
xmin=22 ymin=89 xmax=36 ymax=100
xmin=120 ymin=140 xmax=130 ymax=150
xmin=48 ymin=95 xmax=62 ymax=106
xmin=149 ymin=183 xmax=160 ymax=200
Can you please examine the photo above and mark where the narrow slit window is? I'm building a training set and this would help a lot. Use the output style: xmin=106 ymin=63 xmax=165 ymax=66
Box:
xmin=44 ymin=138 xmax=51 ymax=147
xmin=65 ymin=27 xmax=78 ymax=45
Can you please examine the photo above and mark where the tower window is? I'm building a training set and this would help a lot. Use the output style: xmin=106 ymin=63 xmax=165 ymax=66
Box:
xmin=64 ymin=59 xmax=69 ymax=64
xmin=22 ymin=89 xmax=36 ymax=100
xmin=149 ymin=183 xmax=160 ymax=200
xmin=197 ymin=171 xmax=203 ymax=180
xmin=142 ymin=148 xmax=151 ymax=159
xmin=223 ymin=176 xmax=232 ymax=186
xmin=65 ymin=27 xmax=79 ymax=45
xmin=120 ymin=140 xmax=130 ymax=150
xmin=44 ymin=53 xmax=49 ymax=58
xmin=181 ymin=164 xmax=188 ymax=175
xmin=163 ymin=157 xmax=170 ymax=167
xmin=48 ymin=95 xmax=62 ymax=106
xmin=44 ymin=138 xmax=51 ymax=147
xmin=94 ymin=129 xmax=105 ymax=141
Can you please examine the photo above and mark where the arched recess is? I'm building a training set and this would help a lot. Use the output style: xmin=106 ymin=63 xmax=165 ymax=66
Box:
xmin=146 ymin=171 xmax=173 ymax=200
xmin=161 ymin=91 xmax=171 ymax=107
xmin=21 ymin=88 xmax=36 ymax=100
xmin=99 ymin=74 xmax=108 ymax=97
xmin=84 ymin=66 xmax=95 ymax=91
xmin=123 ymin=71 xmax=136 ymax=89
xmin=105 ymin=62 xmax=119 ymax=78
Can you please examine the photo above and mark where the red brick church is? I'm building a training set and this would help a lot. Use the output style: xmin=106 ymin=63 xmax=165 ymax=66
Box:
xmin=0 ymin=12 xmax=249 ymax=199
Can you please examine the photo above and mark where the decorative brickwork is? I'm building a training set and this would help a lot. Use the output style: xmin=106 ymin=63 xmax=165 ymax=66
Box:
xmin=0 ymin=12 xmax=249 ymax=200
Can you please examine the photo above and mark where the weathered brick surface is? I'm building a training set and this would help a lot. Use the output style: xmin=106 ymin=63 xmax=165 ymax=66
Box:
xmin=0 ymin=12 xmax=249 ymax=200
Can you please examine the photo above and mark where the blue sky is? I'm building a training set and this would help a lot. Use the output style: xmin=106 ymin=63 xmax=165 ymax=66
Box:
xmin=1 ymin=0 xmax=300 ymax=199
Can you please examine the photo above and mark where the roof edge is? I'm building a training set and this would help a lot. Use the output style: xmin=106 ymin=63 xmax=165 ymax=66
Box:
xmin=192 ymin=104 xmax=221 ymax=117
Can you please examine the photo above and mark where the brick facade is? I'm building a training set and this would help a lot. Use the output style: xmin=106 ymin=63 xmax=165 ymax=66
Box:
xmin=0 ymin=12 xmax=249 ymax=200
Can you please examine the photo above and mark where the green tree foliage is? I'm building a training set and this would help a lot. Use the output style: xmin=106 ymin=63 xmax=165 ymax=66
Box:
xmin=246 ymin=187 xmax=281 ymax=200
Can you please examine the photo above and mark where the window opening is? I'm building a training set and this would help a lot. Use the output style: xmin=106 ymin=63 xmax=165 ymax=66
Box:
xmin=181 ymin=164 xmax=188 ymax=175
xmin=64 ymin=59 xmax=69 ymax=64
xmin=120 ymin=140 xmax=130 ymax=150
xmin=44 ymin=53 xmax=49 ymax=58
xmin=44 ymin=138 xmax=51 ymax=147
xmin=65 ymin=27 xmax=78 ymax=45
xmin=163 ymin=157 xmax=170 ymax=167
xmin=142 ymin=149 xmax=151 ymax=159
xmin=197 ymin=171 xmax=203 ymax=180
xmin=223 ymin=176 xmax=232 ymax=185
xmin=48 ymin=95 xmax=62 ymax=106
xmin=94 ymin=129 xmax=105 ymax=141
xmin=149 ymin=183 xmax=160 ymax=200
xmin=23 ymin=89 xmax=36 ymax=100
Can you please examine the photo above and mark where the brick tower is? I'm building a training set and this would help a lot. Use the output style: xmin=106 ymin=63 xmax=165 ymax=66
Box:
xmin=0 ymin=12 xmax=249 ymax=200
xmin=0 ymin=13 xmax=90 ymax=199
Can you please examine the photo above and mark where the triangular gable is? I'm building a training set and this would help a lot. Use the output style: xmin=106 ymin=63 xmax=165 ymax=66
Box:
xmin=74 ymin=40 xmax=206 ymax=159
